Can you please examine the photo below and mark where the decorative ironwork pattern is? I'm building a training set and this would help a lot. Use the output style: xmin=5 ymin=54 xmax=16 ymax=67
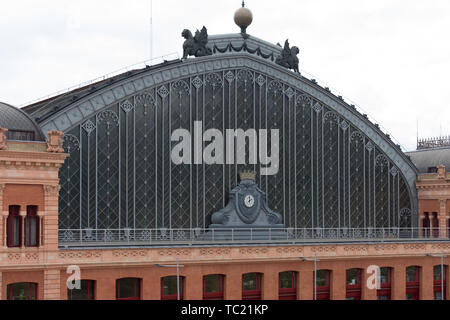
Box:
xmin=59 ymin=68 xmax=414 ymax=236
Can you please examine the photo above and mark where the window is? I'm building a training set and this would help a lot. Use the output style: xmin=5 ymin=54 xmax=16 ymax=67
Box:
xmin=434 ymin=265 xmax=447 ymax=300
xmin=406 ymin=266 xmax=420 ymax=300
xmin=315 ymin=270 xmax=331 ymax=300
xmin=432 ymin=213 xmax=440 ymax=238
xmin=377 ymin=267 xmax=392 ymax=300
xmin=346 ymin=269 xmax=362 ymax=300
xmin=68 ymin=280 xmax=95 ymax=300
xmin=428 ymin=167 xmax=438 ymax=174
xmin=203 ymin=274 xmax=225 ymax=300
xmin=448 ymin=219 xmax=450 ymax=239
xmin=242 ymin=273 xmax=262 ymax=300
xmin=279 ymin=271 xmax=297 ymax=300
xmin=25 ymin=206 xmax=39 ymax=247
xmin=161 ymin=276 xmax=184 ymax=300
xmin=7 ymin=206 xmax=22 ymax=248
xmin=7 ymin=283 xmax=37 ymax=300
xmin=6 ymin=130 xmax=35 ymax=142
xmin=116 ymin=278 xmax=141 ymax=300
xmin=423 ymin=213 xmax=431 ymax=238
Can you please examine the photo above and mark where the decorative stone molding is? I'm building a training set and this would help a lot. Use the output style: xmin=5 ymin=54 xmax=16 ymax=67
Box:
xmin=158 ymin=249 xmax=189 ymax=256
xmin=275 ymin=247 xmax=303 ymax=254
xmin=44 ymin=185 xmax=61 ymax=198
xmin=374 ymin=244 xmax=398 ymax=251
xmin=437 ymin=165 xmax=447 ymax=179
xmin=404 ymin=244 xmax=426 ymax=250
xmin=46 ymin=130 xmax=64 ymax=153
xmin=431 ymin=244 xmax=450 ymax=250
xmin=112 ymin=250 xmax=147 ymax=258
xmin=311 ymin=246 xmax=337 ymax=253
xmin=239 ymin=248 xmax=269 ymax=255
xmin=58 ymin=251 xmax=102 ymax=259
xmin=344 ymin=245 xmax=368 ymax=252
xmin=0 ymin=127 xmax=7 ymax=151
xmin=199 ymin=248 xmax=231 ymax=256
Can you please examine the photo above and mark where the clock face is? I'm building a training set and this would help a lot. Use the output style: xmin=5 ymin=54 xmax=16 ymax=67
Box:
xmin=244 ymin=195 xmax=255 ymax=208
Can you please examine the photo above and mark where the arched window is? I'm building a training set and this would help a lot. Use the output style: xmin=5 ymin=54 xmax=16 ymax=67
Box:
xmin=423 ymin=213 xmax=431 ymax=238
xmin=242 ymin=273 xmax=262 ymax=300
xmin=434 ymin=265 xmax=448 ymax=300
xmin=377 ymin=267 xmax=392 ymax=300
xmin=7 ymin=282 xmax=37 ymax=300
xmin=25 ymin=206 xmax=40 ymax=247
xmin=432 ymin=213 xmax=440 ymax=238
xmin=7 ymin=206 xmax=21 ymax=248
xmin=406 ymin=266 xmax=421 ymax=300
xmin=203 ymin=274 xmax=225 ymax=300
xmin=315 ymin=270 xmax=331 ymax=300
xmin=116 ymin=278 xmax=141 ymax=300
xmin=279 ymin=271 xmax=297 ymax=300
xmin=161 ymin=276 xmax=185 ymax=300
xmin=68 ymin=280 xmax=96 ymax=300
xmin=346 ymin=269 xmax=362 ymax=300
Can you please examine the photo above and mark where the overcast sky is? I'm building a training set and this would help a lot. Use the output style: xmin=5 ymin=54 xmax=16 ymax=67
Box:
xmin=1 ymin=0 xmax=449 ymax=151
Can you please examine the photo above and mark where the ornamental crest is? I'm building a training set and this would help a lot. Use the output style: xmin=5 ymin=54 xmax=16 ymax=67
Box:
xmin=0 ymin=127 xmax=8 ymax=150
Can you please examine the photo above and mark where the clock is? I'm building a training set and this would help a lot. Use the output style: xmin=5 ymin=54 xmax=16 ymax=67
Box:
xmin=244 ymin=195 xmax=255 ymax=208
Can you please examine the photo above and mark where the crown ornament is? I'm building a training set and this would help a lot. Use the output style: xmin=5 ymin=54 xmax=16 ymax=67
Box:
xmin=239 ymin=170 xmax=256 ymax=181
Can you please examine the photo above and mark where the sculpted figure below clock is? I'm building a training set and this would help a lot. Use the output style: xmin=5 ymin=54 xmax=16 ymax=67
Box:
xmin=210 ymin=171 xmax=284 ymax=229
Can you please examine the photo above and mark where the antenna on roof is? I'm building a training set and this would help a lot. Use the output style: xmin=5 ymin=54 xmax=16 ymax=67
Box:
xmin=150 ymin=0 xmax=154 ymax=60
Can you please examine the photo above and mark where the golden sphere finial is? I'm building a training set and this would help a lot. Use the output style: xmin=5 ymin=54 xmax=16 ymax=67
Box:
xmin=234 ymin=1 xmax=253 ymax=34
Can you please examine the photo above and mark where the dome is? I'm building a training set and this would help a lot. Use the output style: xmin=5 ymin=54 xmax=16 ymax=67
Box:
xmin=0 ymin=102 xmax=46 ymax=141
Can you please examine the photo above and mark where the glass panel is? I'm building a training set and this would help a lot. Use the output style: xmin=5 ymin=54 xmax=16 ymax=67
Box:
xmin=204 ymin=275 xmax=221 ymax=294
xmin=57 ymin=72 xmax=415 ymax=234
xmin=379 ymin=268 xmax=391 ymax=284
xmin=162 ymin=276 xmax=182 ymax=296
xmin=316 ymin=271 xmax=329 ymax=287
xmin=406 ymin=267 xmax=419 ymax=283
xmin=69 ymin=280 xmax=95 ymax=300
xmin=434 ymin=266 xmax=446 ymax=281
xmin=280 ymin=272 xmax=295 ymax=289
xmin=117 ymin=279 xmax=139 ymax=299
xmin=8 ymin=283 xmax=36 ymax=300
xmin=406 ymin=293 xmax=418 ymax=301
xmin=347 ymin=269 xmax=361 ymax=285
xmin=13 ymin=217 xmax=20 ymax=247
xmin=26 ymin=217 xmax=38 ymax=247
xmin=243 ymin=274 xmax=259 ymax=291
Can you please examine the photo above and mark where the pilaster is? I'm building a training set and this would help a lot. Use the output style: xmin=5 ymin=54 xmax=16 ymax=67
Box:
xmin=331 ymin=267 xmax=346 ymax=300
xmin=262 ymin=269 xmax=278 ymax=300
xmin=298 ymin=269 xmax=314 ymax=300
xmin=225 ymin=272 xmax=242 ymax=300
xmin=43 ymin=185 xmax=61 ymax=250
xmin=44 ymin=269 xmax=61 ymax=300
xmin=392 ymin=265 xmax=406 ymax=300
xmin=421 ymin=263 xmax=434 ymax=300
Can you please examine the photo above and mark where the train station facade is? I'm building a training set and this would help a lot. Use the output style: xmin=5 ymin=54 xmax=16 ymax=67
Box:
xmin=1 ymin=5 xmax=450 ymax=300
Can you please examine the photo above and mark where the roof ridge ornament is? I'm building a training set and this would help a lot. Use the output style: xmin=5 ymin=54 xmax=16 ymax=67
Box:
xmin=0 ymin=127 xmax=8 ymax=151
xmin=234 ymin=2 xmax=253 ymax=39
xmin=181 ymin=26 xmax=213 ymax=60
xmin=275 ymin=39 xmax=300 ymax=73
